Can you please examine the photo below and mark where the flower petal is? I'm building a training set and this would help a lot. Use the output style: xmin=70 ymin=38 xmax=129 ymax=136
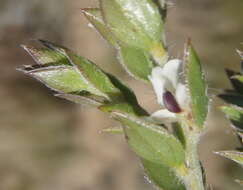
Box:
xmin=149 ymin=66 xmax=167 ymax=106
xmin=175 ymin=83 xmax=189 ymax=110
xmin=161 ymin=59 xmax=183 ymax=89
xmin=151 ymin=109 xmax=177 ymax=123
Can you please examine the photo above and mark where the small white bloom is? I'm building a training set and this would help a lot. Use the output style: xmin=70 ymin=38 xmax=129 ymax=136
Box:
xmin=151 ymin=109 xmax=177 ymax=123
xmin=149 ymin=59 xmax=189 ymax=123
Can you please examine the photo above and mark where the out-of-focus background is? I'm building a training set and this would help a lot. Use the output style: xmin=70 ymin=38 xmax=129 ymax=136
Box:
xmin=1 ymin=0 xmax=243 ymax=189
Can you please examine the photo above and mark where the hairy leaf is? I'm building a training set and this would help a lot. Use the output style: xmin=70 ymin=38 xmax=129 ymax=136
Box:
xmin=64 ymin=50 xmax=122 ymax=100
xmin=118 ymin=45 xmax=153 ymax=81
xmin=218 ymin=94 xmax=243 ymax=107
xmin=185 ymin=42 xmax=208 ymax=128
xmin=56 ymin=92 xmax=107 ymax=107
xmin=221 ymin=106 xmax=243 ymax=131
xmin=216 ymin=151 xmax=243 ymax=166
xmin=82 ymin=8 xmax=154 ymax=81
xmin=81 ymin=8 xmax=117 ymax=46
xmin=142 ymin=159 xmax=186 ymax=190
xmin=23 ymin=66 xmax=99 ymax=94
xmin=21 ymin=45 xmax=70 ymax=66
xmin=100 ymin=103 xmax=185 ymax=167
xmin=100 ymin=0 xmax=164 ymax=50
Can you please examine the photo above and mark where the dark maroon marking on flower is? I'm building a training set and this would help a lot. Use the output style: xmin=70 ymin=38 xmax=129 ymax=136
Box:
xmin=163 ymin=91 xmax=182 ymax=113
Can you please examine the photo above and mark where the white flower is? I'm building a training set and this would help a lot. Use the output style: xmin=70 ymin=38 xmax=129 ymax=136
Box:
xmin=148 ymin=59 xmax=189 ymax=123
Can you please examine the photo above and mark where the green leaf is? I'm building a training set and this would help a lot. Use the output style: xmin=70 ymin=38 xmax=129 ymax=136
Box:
xmin=64 ymin=50 xmax=123 ymax=101
xmin=38 ymin=39 xmax=68 ymax=54
xmin=218 ymin=93 xmax=243 ymax=107
xmin=22 ymin=42 xmax=123 ymax=100
xmin=100 ymin=0 xmax=164 ymax=51
xmin=21 ymin=45 xmax=69 ymax=66
xmin=24 ymin=66 xmax=99 ymax=94
xmin=81 ymin=8 xmax=117 ymax=46
xmin=106 ymin=74 xmax=148 ymax=115
xmin=172 ymin=122 xmax=186 ymax=148
xmin=185 ymin=42 xmax=208 ymax=128
xmin=216 ymin=151 xmax=243 ymax=166
xmin=142 ymin=159 xmax=186 ymax=190
xmin=225 ymin=69 xmax=243 ymax=94
xmin=232 ymin=75 xmax=243 ymax=93
xmin=82 ymin=8 xmax=154 ymax=81
xmin=100 ymin=103 xmax=185 ymax=167
xmin=37 ymin=40 xmax=143 ymax=102
xmin=56 ymin=92 xmax=107 ymax=107
xmin=221 ymin=106 xmax=243 ymax=131
xmin=118 ymin=45 xmax=153 ymax=81
xmin=100 ymin=103 xmax=140 ymax=116
xmin=22 ymin=41 xmax=148 ymax=113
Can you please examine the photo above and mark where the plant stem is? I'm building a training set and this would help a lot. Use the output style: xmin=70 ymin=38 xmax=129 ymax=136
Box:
xmin=184 ymin=132 xmax=205 ymax=190
xmin=177 ymin=122 xmax=205 ymax=190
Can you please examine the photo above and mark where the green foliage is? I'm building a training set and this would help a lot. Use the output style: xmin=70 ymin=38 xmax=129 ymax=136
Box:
xmin=142 ymin=159 xmax=186 ymax=190
xmin=117 ymin=45 xmax=154 ymax=81
xmin=217 ymin=50 xmax=243 ymax=186
xmin=185 ymin=42 xmax=209 ymax=129
xmin=100 ymin=103 xmax=185 ymax=166
xmin=100 ymin=0 xmax=164 ymax=50
xmin=82 ymin=8 xmax=154 ymax=81
xmin=216 ymin=151 xmax=243 ymax=166
xmin=20 ymin=1 xmax=211 ymax=190
xmin=221 ymin=106 xmax=243 ymax=131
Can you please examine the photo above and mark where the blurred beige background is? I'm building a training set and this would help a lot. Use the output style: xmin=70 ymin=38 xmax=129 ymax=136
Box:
xmin=0 ymin=0 xmax=243 ymax=190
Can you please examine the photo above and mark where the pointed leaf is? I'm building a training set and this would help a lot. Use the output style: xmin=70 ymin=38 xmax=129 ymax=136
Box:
xmin=185 ymin=42 xmax=208 ymax=128
xmin=38 ymin=39 xmax=68 ymax=54
xmin=100 ymin=103 xmax=185 ymax=167
xmin=37 ymin=41 xmax=144 ymax=103
xmin=22 ymin=43 xmax=113 ymax=97
xmin=64 ymin=50 xmax=123 ymax=100
xmin=22 ymin=66 xmax=99 ymax=94
xmin=221 ymin=106 xmax=243 ymax=131
xmin=216 ymin=151 xmax=243 ymax=166
xmin=22 ymin=41 xmax=148 ymax=112
xmin=56 ymin=92 xmax=107 ymax=107
xmin=218 ymin=93 xmax=243 ymax=107
xmin=81 ymin=8 xmax=117 ymax=46
xmin=232 ymin=75 xmax=243 ymax=94
xmin=142 ymin=159 xmax=186 ymax=190
xmin=106 ymin=74 xmax=148 ymax=115
xmin=172 ymin=122 xmax=186 ymax=148
xmin=21 ymin=45 xmax=69 ymax=66
xmin=225 ymin=69 xmax=243 ymax=94
xmin=118 ymin=45 xmax=153 ymax=81
xmin=82 ymin=8 xmax=155 ymax=81
xmin=100 ymin=0 xmax=164 ymax=51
